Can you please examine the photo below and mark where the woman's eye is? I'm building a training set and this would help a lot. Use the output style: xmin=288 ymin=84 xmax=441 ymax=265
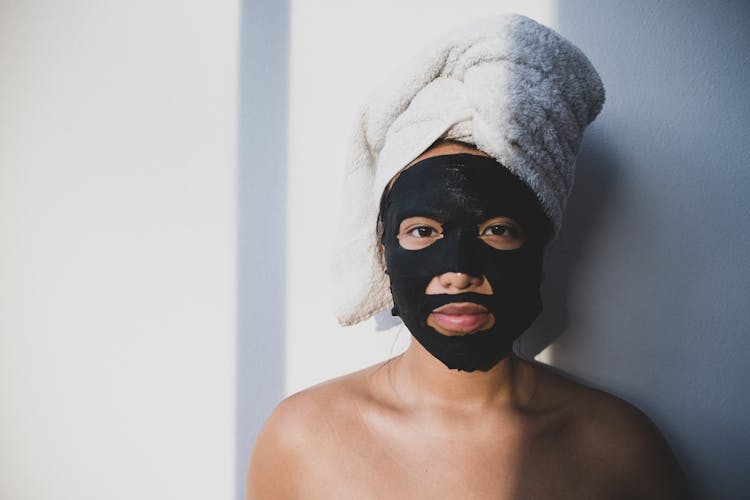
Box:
xmin=482 ymin=224 xmax=510 ymax=236
xmin=397 ymin=217 xmax=443 ymax=250
xmin=409 ymin=226 xmax=438 ymax=238
xmin=478 ymin=218 xmax=525 ymax=250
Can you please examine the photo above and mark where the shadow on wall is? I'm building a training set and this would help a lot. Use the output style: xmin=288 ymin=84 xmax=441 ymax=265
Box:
xmin=521 ymin=1 xmax=750 ymax=498
xmin=236 ymin=0 xmax=289 ymax=499
xmin=518 ymin=129 xmax=620 ymax=358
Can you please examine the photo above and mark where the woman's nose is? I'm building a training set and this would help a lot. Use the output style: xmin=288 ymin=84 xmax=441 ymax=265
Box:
xmin=438 ymin=272 xmax=482 ymax=289
xmin=425 ymin=272 xmax=493 ymax=295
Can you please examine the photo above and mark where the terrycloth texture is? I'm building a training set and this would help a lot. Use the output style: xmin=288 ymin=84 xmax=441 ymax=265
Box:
xmin=335 ymin=14 xmax=605 ymax=326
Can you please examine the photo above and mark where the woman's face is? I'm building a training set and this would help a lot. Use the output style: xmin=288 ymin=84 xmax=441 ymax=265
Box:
xmin=402 ymin=142 xmax=526 ymax=325
xmin=381 ymin=142 xmax=548 ymax=371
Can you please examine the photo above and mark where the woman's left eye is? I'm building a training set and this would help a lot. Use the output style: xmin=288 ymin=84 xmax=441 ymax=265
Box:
xmin=482 ymin=224 xmax=510 ymax=236
xmin=478 ymin=217 xmax=524 ymax=250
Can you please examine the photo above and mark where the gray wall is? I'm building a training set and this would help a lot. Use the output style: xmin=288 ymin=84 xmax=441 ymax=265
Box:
xmin=237 ymin=0 xmax=288 ymax=499
xmin=521 ymin=1 xmax=749 ymax=498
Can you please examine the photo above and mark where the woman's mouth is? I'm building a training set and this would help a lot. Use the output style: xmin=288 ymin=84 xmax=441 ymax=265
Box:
xmin=428 ymin=302 xmax=493 ymax=335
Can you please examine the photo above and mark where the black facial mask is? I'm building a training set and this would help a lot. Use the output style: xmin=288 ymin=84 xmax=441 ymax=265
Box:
xmin=382 ymin=154 xmax=549 ymax=372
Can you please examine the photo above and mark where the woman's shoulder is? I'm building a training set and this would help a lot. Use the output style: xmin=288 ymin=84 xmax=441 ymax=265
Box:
xmin=246 ymin=362 xmax=389 ymax=498
xmin=278 ymin=360 xmax=390 ymax=418
xmin=529 ymin=360 xmax=668 ymax=441
xmin=254 ymin=362 xmax=382 ymax=444
xmin=528 ymin=360 xmax=690 ymax=498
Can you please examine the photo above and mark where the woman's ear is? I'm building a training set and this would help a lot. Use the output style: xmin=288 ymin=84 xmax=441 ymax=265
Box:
xmin=380 ymin=243 xmax=388 ymax=274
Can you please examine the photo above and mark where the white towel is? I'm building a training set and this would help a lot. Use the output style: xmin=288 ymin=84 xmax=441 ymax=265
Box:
xmin=335 ymin=14 xmax=605 ymax=326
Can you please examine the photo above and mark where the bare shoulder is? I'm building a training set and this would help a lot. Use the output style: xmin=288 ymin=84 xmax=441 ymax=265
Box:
xmin=245 ymin=363 xmax=383 ymax=499
xmin=530 ymin=361 xmax=691 ymax=499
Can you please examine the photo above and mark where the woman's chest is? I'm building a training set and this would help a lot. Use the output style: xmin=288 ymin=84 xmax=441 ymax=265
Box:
xmin=296 ymin=424 xmax=606 ymax=500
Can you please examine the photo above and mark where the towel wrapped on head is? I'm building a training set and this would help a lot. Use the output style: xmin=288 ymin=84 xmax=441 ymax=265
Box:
xmin=335 ymin=13 xmax=605 ymax=326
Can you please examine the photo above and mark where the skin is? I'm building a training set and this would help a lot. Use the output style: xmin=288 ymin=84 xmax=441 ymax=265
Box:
xmin=247 ymin=142 xmax=690 ymax=499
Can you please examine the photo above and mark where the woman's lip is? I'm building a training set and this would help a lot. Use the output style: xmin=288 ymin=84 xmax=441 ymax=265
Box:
xmin=432 ymin=302 xmax=488 ymax=315
xmin=429 ymin=303 xmax=492 ymax=334
xmin=430 ymin=311 xmax=491 ymax=333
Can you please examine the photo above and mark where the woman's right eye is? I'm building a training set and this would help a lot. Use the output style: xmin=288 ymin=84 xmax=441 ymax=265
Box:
xmin=409 ymin=226 xmax=438 ymax=238
xmin=397 ymin=217 xmax=443 ymax=250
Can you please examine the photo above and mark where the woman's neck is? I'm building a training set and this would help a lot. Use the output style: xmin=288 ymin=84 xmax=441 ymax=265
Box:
xmin=389 ymin=337 xmax=537 ymax=411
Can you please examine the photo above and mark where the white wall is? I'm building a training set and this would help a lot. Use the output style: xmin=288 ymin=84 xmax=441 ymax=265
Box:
xmin=0 ymin=2 xmax=238 ymax=499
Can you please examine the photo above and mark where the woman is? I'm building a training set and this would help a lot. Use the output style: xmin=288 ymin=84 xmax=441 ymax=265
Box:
xmin=247 ymin=15 xmax=688 ymax=499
